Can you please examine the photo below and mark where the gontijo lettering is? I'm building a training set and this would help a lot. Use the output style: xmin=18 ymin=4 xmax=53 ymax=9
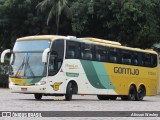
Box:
xmin=114 ymin=67 xmax=139 ymax=75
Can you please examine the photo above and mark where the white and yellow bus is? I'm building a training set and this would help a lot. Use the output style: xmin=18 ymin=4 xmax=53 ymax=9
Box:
xmin=1 ymin=35 xmax=159 ymax=101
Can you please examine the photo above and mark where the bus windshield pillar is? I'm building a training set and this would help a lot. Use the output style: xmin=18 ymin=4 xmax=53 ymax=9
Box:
xmin=42 ymin=48 xmax=50 ymax=63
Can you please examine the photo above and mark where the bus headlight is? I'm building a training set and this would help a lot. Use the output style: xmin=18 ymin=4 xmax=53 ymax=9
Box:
xmin=35 ymin=81 xmax=46 ymax=85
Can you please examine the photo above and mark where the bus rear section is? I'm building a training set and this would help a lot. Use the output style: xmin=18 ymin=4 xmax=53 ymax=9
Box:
xmin=64 ymin=37 xmax=159 ymax=101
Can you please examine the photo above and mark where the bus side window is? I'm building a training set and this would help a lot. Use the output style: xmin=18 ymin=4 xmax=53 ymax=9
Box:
xmin=132 ymin=52 xmax=139 ymax=66
xmin=142 ymin=53 xmax=151 ymax=67
xmin=67 ymin=50 xmax=75 ymax=59
xmin=82 ymin=43 xmax=94 ymax=60
xmin=66 ymin=41 xmax=81 ymax=59
xmin=49 ymin=40 xmax=64 ymax=76
xmin=110 ymin=56 xmax=117 ymax=63
xmin=134 ymin=59 xmax=138 ymax=65
xmin=151 ymin=54 xmax=157 ymax=67
xmin=81 ymin=52 xmax=84 ymax=59
xmin=95 ymin=45 xmax=107 ymax=62
xmin=121 ymin=50 xmax=131 ymax=65
xmin=109 ymin=48 xmax=120 ymax=63
xmin=85 ymin=52 xmax=92 ymax=60
xmin=96 ymin=53 xmax=101 ymax=61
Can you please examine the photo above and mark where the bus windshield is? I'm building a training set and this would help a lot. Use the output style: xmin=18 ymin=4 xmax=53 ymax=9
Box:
xmin=10 ymin=52 xmax=47 ymax=78
xmin=10 ymin=40 xmax=51 ymax=78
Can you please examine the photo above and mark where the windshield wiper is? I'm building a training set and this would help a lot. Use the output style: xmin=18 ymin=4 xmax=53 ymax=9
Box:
xmin=15 ymin=57 xmax=25 ymax=77
xmin=25 ymin=57 xmax=35 ymax=78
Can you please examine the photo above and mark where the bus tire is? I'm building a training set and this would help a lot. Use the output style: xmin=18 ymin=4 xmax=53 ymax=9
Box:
xmin=97 ymin=95 xmax=110 ymax=100
xmin=34 ymin=93 xmax=42 ymax=100
xmin=121 ymin=86 xmax=136 ymax=101
xmin=65 ymin=82 xmax=73 ymax=101
xmin=128 ymin=85 xmax=136 ymax=101
xmin=136 ymin=86 xmax=146 ymax=101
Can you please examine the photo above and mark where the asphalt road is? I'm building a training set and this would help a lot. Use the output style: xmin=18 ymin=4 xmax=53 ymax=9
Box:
xmin=0 ymin=88 xmax=160 ymax=120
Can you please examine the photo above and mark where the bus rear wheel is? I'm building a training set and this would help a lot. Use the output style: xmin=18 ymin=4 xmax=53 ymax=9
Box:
xmin=136 ymin=86 xmax=146 ymax=101
xmin=65 ymin=82 xmax=73 ymax=101
xmin=121 ymin=86 xmax=136 ymax=101
xmin=128 ymin=85 xmax=136 ymax=101
xmin=34 ymin=93 xmax=42 ymax=100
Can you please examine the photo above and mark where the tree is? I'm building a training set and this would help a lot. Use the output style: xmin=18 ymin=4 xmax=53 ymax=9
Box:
xmin=0 ymin=0 xmax=52 ymax=50
xmin=71 ymin=0 xmax=160 ymax=48
xmin=36 ymin=0 xmax=71 ymax=34
xmin=0 ymin=0 xmax=160 ymax=50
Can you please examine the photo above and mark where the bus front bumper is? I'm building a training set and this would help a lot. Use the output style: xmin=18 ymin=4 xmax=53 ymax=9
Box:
xmin=9 ymin=84 xmax=47 ymax=94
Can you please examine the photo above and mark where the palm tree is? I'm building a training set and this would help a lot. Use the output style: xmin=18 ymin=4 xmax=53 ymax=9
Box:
xmin=36 ymin=0 xmax=71 ymax=34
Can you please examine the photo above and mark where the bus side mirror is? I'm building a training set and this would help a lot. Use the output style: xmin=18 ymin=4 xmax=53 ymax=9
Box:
xmin=42 ymin=48 xmax=50 ymax=63
xmin=1 ymin=49 xmax=11 ymax=63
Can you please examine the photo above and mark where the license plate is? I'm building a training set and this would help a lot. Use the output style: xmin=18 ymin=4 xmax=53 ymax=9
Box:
xmin=21 ymin=88 xmax=27 ymax=91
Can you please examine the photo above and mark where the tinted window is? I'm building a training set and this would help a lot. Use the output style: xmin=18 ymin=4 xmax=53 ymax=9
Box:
xmin=81 ymin=43 xmax=94 ymax=60
xmin=51 ymin=40 xmax=64 ymax=60
xmin=131 ymin=52 xmax=139 ymax=66
xmin=142 ymin=53 xmax=151 ymax=67
xmin=66 ymin=41 xmax=81 ymax=59
xmin=48 ymin=40 xmax=64 ymax=76
xmin=121 ymin=50 xmax=131 ymax=65
xmin=109 ymin=48 xmax=120 ymax=63
xmin=151 ymin=54 xmax=157 ymax=67
xmin=95 ymin=45 xmax=108 ymax=62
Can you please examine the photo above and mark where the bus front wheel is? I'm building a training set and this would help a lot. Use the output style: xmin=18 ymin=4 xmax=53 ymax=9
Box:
xmin=34 ymin=93 xmax=42 ymax=100
xmin=65 ymin=82 xmax=73 ymax=101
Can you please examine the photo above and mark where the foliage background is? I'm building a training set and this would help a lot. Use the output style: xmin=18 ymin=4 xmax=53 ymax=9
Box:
xmin=0 ymin=0 xmax=160 ymax=87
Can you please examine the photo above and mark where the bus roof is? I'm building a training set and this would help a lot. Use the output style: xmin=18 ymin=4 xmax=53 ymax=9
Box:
xmin=82 ymin=37 xmax=121 ymax=46
xmin=17 ymin=35 xmax=66 ymax=41
xmin=17 ymin=35 xmax=157 ymax=55
xmin=80 ymin=38 xmax=157 ymax=54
